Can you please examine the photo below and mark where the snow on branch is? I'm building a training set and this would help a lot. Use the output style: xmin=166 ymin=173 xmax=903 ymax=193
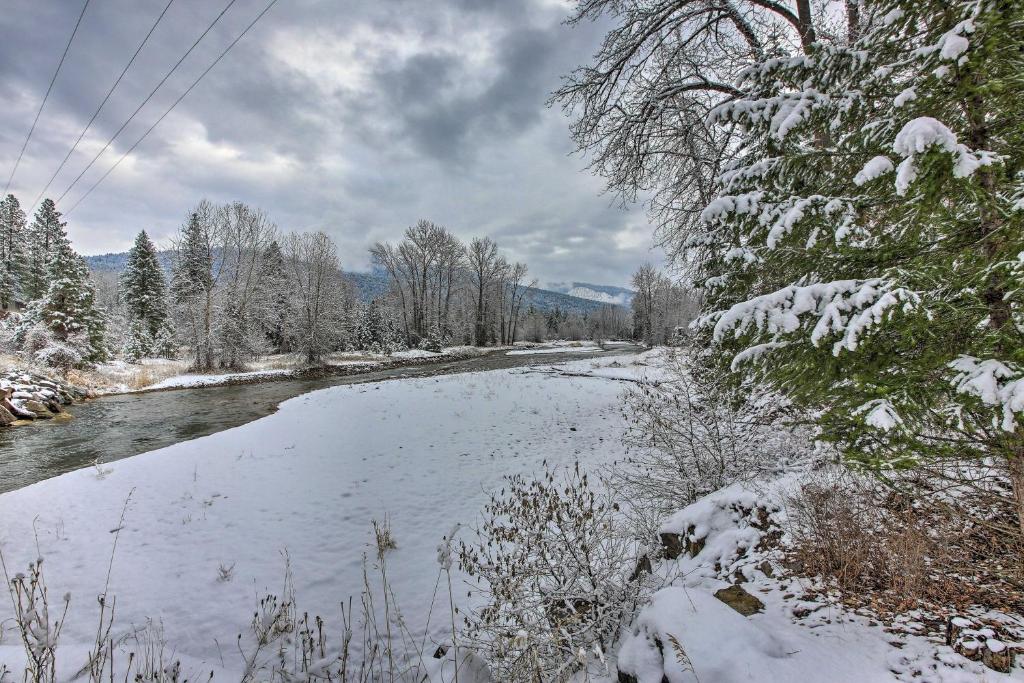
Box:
xmin=853 ymin=399 xmax=904 ymax=432
xmin=853 ymin=156 xmax=894 ymax=186
xmin=709 ymin=279 xmax=919 ymax=356
xmin=949 ymin=356 xmax=1024 ymax=432
xmin=892 ymin=117 xmax=999 ymax=195
xmin=710 ymin=89 xmax=830 ymax=140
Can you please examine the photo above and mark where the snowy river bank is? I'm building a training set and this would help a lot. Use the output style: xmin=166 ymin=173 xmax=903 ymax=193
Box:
xmin=0 ymin=345 xmax=637 ymax=493
xmin=0 ymin=350 xmax=661 ymax=677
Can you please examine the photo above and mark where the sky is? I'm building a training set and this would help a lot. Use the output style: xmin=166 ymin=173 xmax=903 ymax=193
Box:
xmin=0 ymin=0 xmax=662 ymax=289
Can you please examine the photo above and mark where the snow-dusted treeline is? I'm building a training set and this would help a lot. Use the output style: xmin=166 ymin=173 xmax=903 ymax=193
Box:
xmin=629 ymin=263 xmax=699 ymax=345
xmin=371 ymin=223 xmax=536 ymax=348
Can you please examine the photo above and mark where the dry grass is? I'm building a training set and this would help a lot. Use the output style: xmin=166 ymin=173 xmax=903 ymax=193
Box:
xmin=785 ymin=468 xmax=1024 ymax=616
xmin=372 ymin=517 xmax=398 ymax=560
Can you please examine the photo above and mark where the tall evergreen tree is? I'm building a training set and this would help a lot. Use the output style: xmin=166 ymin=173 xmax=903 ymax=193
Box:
xmin=171 ymin=209 xmax=216 ymax=369
xmin=0 ymin=194 xmax=27 ymax=307
xmin=697 ymin=0 xmax=1024 ymax=530
xmin=21 ymin=225 xmax=107 ymax=364
xmin=259 ymin=239 xmax=292 ymax=353
xmin=25 ymin=199 xmax=66 ymax=300
xmin=120 ymin=230 xmax=169 ymax=338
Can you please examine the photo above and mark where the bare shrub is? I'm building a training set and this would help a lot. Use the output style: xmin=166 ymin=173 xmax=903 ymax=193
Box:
xmin=458 ymin=462 xmax=643 ymax=682
xmin=786 ymin=470 xmax=955 ymax=609
xmin=2 ymin=537 xmax=473 ymax=682
xmin=613 ymin=352 xmax=818 ymax=537
xmin=372 ymin=517 xmax=397 ymax=559
xmin=2 ymin=558 xmax=69 ymax=683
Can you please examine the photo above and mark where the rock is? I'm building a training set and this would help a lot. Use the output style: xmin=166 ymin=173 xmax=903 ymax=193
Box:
xmin=617 ymin=672 xmax=638 ymax=683
xmin=714 ymin=584 xmax=764 ymax=616
xmin=432 ymin=644 xmax=448 ymax=659
xmin=660 ymin=532 xmax=684 ymax=559
xmin=23 ymin=400 xmax=54 ymax=418
xmin=630 ymin=553 xmax=653 ymax=581
xmin=8 ymin=400 xmax=37 ymax=419
xmin=758 ymin=560 xmax=774 ymax=578
xmin=0 ymin=404 xmax=14 ymax=426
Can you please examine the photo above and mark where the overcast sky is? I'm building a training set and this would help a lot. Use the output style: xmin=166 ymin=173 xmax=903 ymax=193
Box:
xmin=0 ymin=0 xmax=662 ymax=288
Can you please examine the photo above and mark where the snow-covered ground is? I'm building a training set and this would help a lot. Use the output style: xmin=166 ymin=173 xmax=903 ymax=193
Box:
xmin=602 ymin=478 xmax=1024 ymax=683
xmin=506 ymin=341 xmax=603 ymax=355
xmin=143 ymin=368 xmax=297 ymax=390
xmin=2 ymin=347 xmax=1013 ymax=681
xmin=0 ymin=352 xmax=654 ymax=677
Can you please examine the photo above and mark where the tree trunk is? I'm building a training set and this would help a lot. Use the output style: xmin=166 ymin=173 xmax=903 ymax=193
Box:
xmin=1008 ymin=444 xmax=1024 ymax=536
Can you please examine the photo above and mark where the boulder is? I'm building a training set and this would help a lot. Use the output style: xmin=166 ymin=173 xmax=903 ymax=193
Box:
xmin=660 ymin=532 xmax=685 ymax=559
xmin=0 ymin=404 xmax=15 ymax=426
xmin=23 ymin=400 xmax=54 ymax=418
xmin=8 ymin=400 xmax=37 ymax=419
xmin=714 ymin=585 xmax=764 ymax=616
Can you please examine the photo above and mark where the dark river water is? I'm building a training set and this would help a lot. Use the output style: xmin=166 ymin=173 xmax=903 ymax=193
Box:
xmin=0 ymin=346 xmax=639 ymax=493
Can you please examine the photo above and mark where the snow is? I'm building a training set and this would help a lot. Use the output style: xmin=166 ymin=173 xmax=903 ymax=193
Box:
xmin=506 ymin=343 xmax=604 ymax=356
xmin=0 ymin=356 xmax=653 ymax=677
xmin=893 ymin=117 xmax=959 ymax=157
xmin=708 ymin=279 xmax=919 ymax=357
xmin=893 ymin=87 xmax=917 ymax=108
xmin=390 ymin=348 xmax=442 ymax=359
xmin=853 ymin=155 xmax=895 ymax=186
xmin=606 ymin=480 xmax=1021 ymax=683
xmin=950 ymin=356 xmax=1024 ymax=431
xmin=143 ymin=368 xmax=295 ymax=390
xmin=567 ymin=286 xmax=631 ymax=306
xmin=891 ymin=117 xmax=997 ymax=195
xmin=854 ymin=398 xmax=904 ymax=431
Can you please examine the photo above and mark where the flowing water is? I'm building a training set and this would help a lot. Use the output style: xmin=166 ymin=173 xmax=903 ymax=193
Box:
xmin=0 ymin=346 xmax=640 ymax=493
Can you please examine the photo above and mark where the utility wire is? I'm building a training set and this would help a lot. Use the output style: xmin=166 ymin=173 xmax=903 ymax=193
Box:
xmin=29 ymin=0 xmax=177 ymax=214
xmin=3 ymin=0 xmax=91 ymax=197
xmin=56 ymin=0 xmax=240 ymax=207
xmin=65 ymin=0 xmax=281 ymax=217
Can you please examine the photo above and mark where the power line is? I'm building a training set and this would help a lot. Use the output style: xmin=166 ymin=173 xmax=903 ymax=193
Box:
xmin=65 ymin=0 xmax=281 ymax=218
xmin=55 ymin=0 xmax=240 ymax=207
xmin=3 ymin=0 xmax=91 ymax=197
xmin=29 ymin=0 xmax=177 ymax=214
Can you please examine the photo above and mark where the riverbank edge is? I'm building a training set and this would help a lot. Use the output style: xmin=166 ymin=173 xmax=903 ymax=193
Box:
xmin=128 ymin=348 xmax=497 ymax=395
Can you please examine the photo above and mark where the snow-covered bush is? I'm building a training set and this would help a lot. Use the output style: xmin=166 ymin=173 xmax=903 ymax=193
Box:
xmin=19 ymin=320 xmax=53 ymax=357
xmin=458 ymin=463 xmax=643 ymax=681
xmin=614 ymin=351 xmax=817 ymax=537
xmin=34 ymin=341 xmax=83 ymax=374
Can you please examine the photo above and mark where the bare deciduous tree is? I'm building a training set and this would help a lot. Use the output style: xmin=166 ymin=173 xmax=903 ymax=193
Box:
xmin=284 ymin=231 xmax=344 ymax=365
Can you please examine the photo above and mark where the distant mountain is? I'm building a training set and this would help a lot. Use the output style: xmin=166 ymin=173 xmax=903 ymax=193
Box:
xmin=549 ymin=282 xmax=635 ymax=307
xmin=84 ymin=252 xmax=615 ymax=314
xmin=86 ymin=250 xmax=174 ymax=273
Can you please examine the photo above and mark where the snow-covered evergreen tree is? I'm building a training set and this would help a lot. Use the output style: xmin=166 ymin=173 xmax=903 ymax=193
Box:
xmin=119 ymin=230 xmax=170 ymax=353
xmin=24 ymin=199 xmax=66 ymax=301
xmin=259 ymin=239 xmax=292 ymax=353
xmin=0 ymin=194 xmax=27 ymax=307
xmin=20 ymin=224 xmax=106 ymax=364
xmin=697 ymin=0 xmax=1024 ymax=529
xmin=171 ymin=208 xmax=217 ymax=369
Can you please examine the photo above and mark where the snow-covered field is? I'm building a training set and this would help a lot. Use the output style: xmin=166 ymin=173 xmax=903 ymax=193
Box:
xmin=1 ymin=347 xmax=1015 ymax=681
xmin=0 ymin=352 xmax=652 ymax=676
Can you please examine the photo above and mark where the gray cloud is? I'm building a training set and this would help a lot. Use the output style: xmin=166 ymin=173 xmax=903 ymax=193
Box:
xmin=0 ymin=0 xmax=663 ymax=288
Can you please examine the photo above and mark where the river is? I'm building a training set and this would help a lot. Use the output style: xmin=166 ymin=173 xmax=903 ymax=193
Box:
xmin=0 ymin=345 xmax=640 ymax=493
